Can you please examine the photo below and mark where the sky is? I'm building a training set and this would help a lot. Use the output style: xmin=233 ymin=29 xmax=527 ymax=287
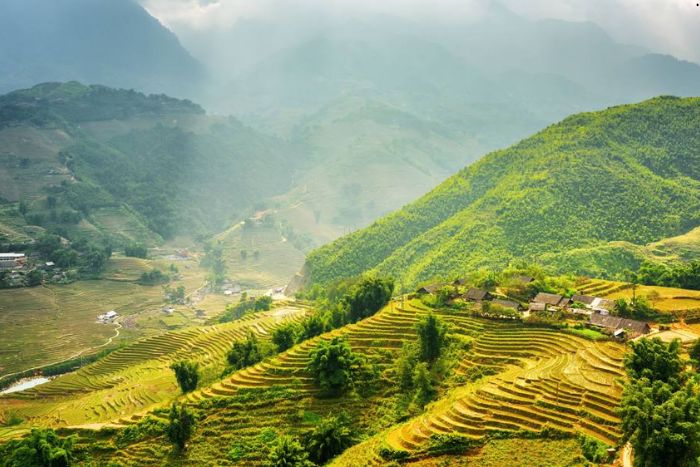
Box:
xmin=139 ymin=0 xmax=700 ymax=64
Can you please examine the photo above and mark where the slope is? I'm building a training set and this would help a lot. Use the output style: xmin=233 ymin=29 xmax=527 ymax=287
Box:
xmin=0 ymin=82 xmax=301 ymax=245
xmin=0 ymin=0 xmax=204 ymax=97
xmin=304 ymin=96 xmax=700 ymax=287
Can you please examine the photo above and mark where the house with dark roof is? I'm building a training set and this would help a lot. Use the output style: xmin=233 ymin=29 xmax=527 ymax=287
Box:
xmin=416 ymin=284 xmax=442 ymax=295
xmin=572 ymin=294 xmax=596 ymax=306
xmin=464 ymin=288 xmax=492 ymax=302
xmin=528 ymin=302 xmax=547 ymax=312
xmin=589 ymin=313 xmax=651 ymax=338
xmin=532 ymin=292 xmax=564 ymax=306
xmin=492 ymin=299 xmax=520 ymax=311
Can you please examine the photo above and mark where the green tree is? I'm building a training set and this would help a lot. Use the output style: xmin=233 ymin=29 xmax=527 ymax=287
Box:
xmin=621 ymin=379 xmax=700 ymax=467
xmin=411 ymin=362 xmax=436 ymax=409
xmin=0 ymin=428 xmax=76 ymax=467
xmin=416 ymin=313 xmax=447 ymax=364
xmin=266 ymin=436 xmax=312 ymax=467
xmin=690 ymin=339 xmax=700 ymax=370
xmin=124 ymin=243 xmax=148 ymax=258
xmin=304 ymin=412 xmax=355 ymax=464
xmin=18 ymin=198 xmax=28 ymax=216
xmin=170 ymin=360 xmax=199 ymax=393
xmin=345 ymin=276 xmax=394 ymax=323
xmin=272 ymin=324 xmax=296 ymax=353
xmin=167 ymin=403 xmax=196 ymax=452
xmin=296 ymin=315 xmax=327 ymax=343
xmin=227 ymin=333 xmax=263 ymax=370
xmin=307 ymin=337 xmax=362 ymax=396
xmin=624 ymin=338 xmax=683 ymax=384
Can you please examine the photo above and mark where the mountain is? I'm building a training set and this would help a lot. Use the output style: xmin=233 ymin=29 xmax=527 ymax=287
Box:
xmin=0 ymin=0 xmax=204 ymax=97
xmin=0 ymin=82 xmax=300 ymax=247
xmin=303 ymin=96 xmax=700 ymax=287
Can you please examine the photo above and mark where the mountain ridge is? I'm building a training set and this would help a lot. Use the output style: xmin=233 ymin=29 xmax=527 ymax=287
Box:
xmin=303 ymin=96 xmax=700 ymax=287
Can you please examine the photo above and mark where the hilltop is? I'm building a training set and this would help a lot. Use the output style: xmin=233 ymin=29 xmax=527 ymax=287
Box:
xmin=0 ymin=0 xmax=204 ymax=97
xmin=304 ymin=96 xmax=700 ymax=287
xmin=0 ymin=81 xmax=298 ymax=245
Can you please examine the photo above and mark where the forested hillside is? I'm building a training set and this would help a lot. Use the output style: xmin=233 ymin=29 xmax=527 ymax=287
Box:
xmin=304 ymin=96 xmax=700 ymax=287
xmin=0 ymin=82 xmax=299 ymax=246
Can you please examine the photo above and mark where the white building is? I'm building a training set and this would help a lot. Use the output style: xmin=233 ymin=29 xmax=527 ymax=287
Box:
xmin=0 ymin=253 xmax=26 ymax=269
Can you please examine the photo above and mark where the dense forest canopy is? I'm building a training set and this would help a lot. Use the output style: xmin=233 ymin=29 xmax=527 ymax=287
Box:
xmin=305 ymin=96 xmax=700 ymax=287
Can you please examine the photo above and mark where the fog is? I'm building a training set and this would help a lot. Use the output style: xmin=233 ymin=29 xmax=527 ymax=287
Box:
xmin=140 ymin=0 xmax=700 ymax=66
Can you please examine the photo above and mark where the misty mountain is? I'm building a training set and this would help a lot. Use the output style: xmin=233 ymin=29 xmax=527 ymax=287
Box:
xmin=304 ymin=96 xmax=700 ymax=288
xmin=0 ymin=0 xmax=204 ymax=97
xmin=0 ymin=82 xmax=299 ymax=246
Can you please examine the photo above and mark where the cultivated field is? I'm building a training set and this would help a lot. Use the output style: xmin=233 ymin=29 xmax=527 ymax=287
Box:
xmin=75 ymin=299 xmax=627 ymax=465
xmin=0 ymin=305 xmax=308 ymax=432
xmin=0 ymin=253 xmax=237 ymax=378
xmin=577 ymin=278 xmax=700 ymax=316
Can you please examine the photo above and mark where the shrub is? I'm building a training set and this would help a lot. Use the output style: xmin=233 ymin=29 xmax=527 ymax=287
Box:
xmin=0 ymin=428 xmax=76 ymax=466
xmin=578 ymin=435 xmax=611 ymax=463
xmin=378 ymin=444 xmax=409 ymax=461
xmin=124 ymin=243 xmax=148 ymax=258
xmin=265 ymin=435 xmax=312 ymax=467
xmin=307 ymin=337 xmax=365 ymax=396
xmin=227 ymin=333 xmax=263 ymax=370
xmin=344 ymin=275 xmax=394 ymax=323
xmin=427 ymin=434 xmax=482 ymax=455
xmin=304 ymin=412 xmax=355 ymax=464
xmin=139 ymin=268 xmax=169 ymax=285
xmin=416 ymin=313 xmax=447 ymax=363
xmin=170 ymin=360 xmax=199 ymax=393
xmin=272 ymin=324 xmax=296 ymax=353
xmin=167 ymin=403 xmax=196 ymax=452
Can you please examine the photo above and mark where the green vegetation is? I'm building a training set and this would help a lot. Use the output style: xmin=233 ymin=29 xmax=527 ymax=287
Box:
xmin=620 ymin=338 xmax=700 ymax=467
xmin=124 ymin=243 xmax=148 ymax=258
xmin=416 ymin=313 xmax=448 ymax=364
xmin=306 ymin=97 xmax=700 ymax=288
xmin=272 ymin=324 xmax=297 ymax=353
xmin=304 ymin=413 xmax=355 ymax=464
xmin=266 ymin=436 xmax=312 ymax=467
xmin=219 ymin=295 xmax=273 ymax=323
xmin=226 ymin=333 xmax=264 ymax=371
xmin=0 ymin=428 xmax=76 ymax=467
xmin=138 ymin=268 xmax=170 ymax=286
xmin=167 ymin=403 xmax=196 ymax=452
xmin=170 ymin=360 xmax=200 ymax=393
xmin=636 ymin=260 xmax=700 ymax=291
xmin=306 ymin=337 xmax=365 ymax=396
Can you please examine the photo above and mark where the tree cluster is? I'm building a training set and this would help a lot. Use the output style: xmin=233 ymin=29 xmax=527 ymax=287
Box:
xmin=620 ymin=338 xmax=700 ymax=467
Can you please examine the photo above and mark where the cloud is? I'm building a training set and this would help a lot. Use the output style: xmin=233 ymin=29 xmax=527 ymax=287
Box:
xmin=139 ymin=0 xmax=700 ymax=63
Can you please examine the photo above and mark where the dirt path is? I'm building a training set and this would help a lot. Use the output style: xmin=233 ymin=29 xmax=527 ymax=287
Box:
xmin=622 ymin=442 xmax=633 ymax=467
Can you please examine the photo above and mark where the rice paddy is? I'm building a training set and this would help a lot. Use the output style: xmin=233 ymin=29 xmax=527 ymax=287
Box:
xmin=67 ymin=299 xmax=627 ymax=465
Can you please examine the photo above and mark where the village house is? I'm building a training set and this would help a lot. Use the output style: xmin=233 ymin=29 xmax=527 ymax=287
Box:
xmin=492 ymin=299 xmax=520 ymax=311
xmin=416 ymin=284 xmax=443 ymax=295
xmin=531 ymin=292 xmax=571 ymax=309
xmin=0 ymin=253 xmax=26 ymax=269
xmin=528 ymin=302 xmax=547 ymax=312
xmin=589 ymin=313 xmax=651 ymax=338
xmin=572 ymin=294 xmax=615 ymax=313
xmin=464 ymin=288 xmax=492 ymax=302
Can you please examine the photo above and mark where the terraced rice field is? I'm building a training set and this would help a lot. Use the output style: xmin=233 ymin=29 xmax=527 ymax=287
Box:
xmin=0 ymin=305 xmax=308 ymax=430
xmin=577 ymin=278 xmax=700 ymax=316
xmin=383 ymin=325 xmax=624 ymax=455
xmin=92 ymin=300 xmax=626 ymax=465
